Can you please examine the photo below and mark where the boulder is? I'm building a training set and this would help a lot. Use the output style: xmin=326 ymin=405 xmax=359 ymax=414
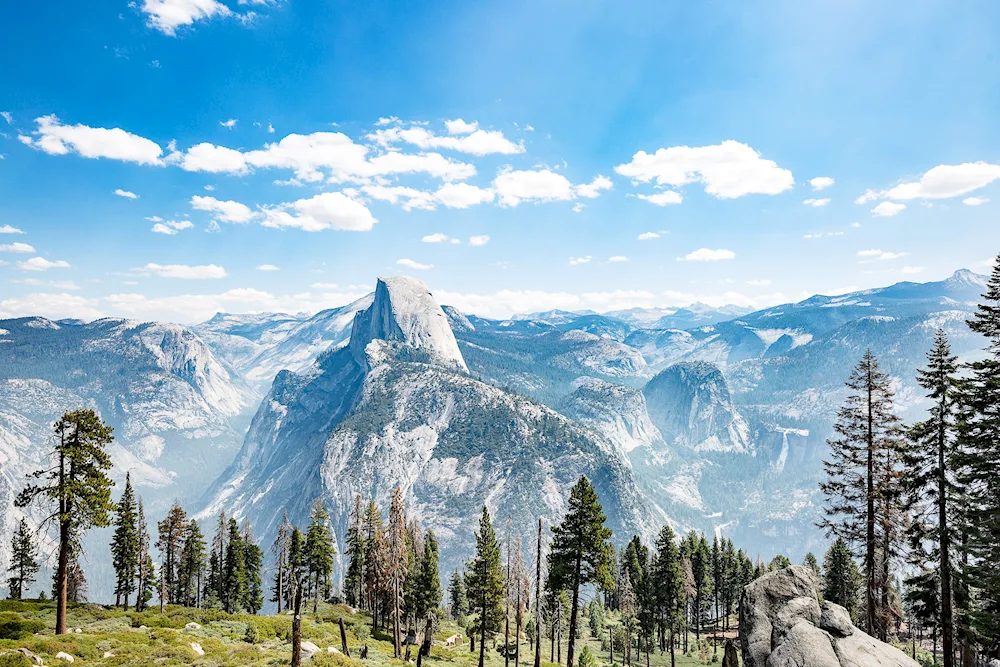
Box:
xmin=15 ymin=648 xmax=44 ymax=666
xmin=103 ymin=651 xmax=116 ymax=658
xmin=300 ymin=641 xmax=321 ymax=659
xmin=55 ymin=651 xmax=75 ymax=663
xmin=185 ymin=622 xmax=202 ymax=631
xmin=191 ymin=642 xmax=205 ymax=656
xmin=740 ymin=566 xmax=920 ymax=667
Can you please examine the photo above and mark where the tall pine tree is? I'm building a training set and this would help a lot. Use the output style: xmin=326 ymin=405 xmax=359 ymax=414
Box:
xmin=6 ymin=518 xmax=39 ymax=600
xmin=156 ymin=502 xmax=188 ymax=605
xmin=466 ymin=506 xmax=505 ymax=667
xmin=111 ymin=473 xmax=140 ymax=608
xmin=305 ymin=499 xmax=336 ymax=613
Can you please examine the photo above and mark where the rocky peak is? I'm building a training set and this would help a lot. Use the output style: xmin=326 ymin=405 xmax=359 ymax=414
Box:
xmin=349 ymin=276 xmax=467 ymax=371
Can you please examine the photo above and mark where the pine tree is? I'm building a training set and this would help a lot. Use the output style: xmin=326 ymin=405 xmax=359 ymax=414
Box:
xmin=242 ymin=519 xmax=264 ymax=614
xmin=305 ymin=499 xmax=336 ymax=614
xmin=110 ymin=472 xmax=140 ymax=608
xmin=448 ymin=569 xmax=468 ymax=619
xmin=138 ymin=552 xmax=158 ymax=611
xmin=16 ymin=408 xmax=114 ymax=634
xmin=178 ymin=520 xmax=207 ymax=607
xmin=619 ymin=568 xmax=635 ymax=665
xmin=271 ymin=511 xmax=292 ymax=613
xmin=417 ymin=529 xmax=442 ymax=619
xmin=387 ymin=487 xmax=408 ymax=657
xmin=6 ymin=518 xmax=39 ymax=599
xmin=135 ymin=497 xmax=152 ymax=611
xmin=223 ymin=517 xmax=248 ymax=613
xmin=823 ymin=538 xmax=862 ymax=622
xmin=466 ymin=506 xmax=505 ymax=667
xmin=689 ymin=532 xmax=712 ymax=642
xmin=345 ymin=495 xmax=365 ymax=608
xmin=547 ymin=476 xmax=614 ymax=667
xmin=652 ymin=526 xmax=684 ymax=667
xmin=819 ymin=349 xmax=905 ymax=641
xmin=902 ymin=329 xmax=960 ymax=667
xmin=803 ymin=552 xmax=820 ymax=575
xmin=955 ymin=260 xmax=1000 ymax=651
xmin=156 ymin=502 xmax=188 ymax=604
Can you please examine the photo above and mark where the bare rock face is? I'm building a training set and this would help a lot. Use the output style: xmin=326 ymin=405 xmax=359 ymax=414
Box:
xmin=740 ymin=566 xmax=920 ymax=667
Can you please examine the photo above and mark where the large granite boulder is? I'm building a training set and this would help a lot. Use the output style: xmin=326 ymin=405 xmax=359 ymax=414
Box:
xmin=740 ymin=565 xmax=920 ymax=667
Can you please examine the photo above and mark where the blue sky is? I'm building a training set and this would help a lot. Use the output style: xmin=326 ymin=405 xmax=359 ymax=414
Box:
xmin=1 ymin=0 xmax=999 ymax=322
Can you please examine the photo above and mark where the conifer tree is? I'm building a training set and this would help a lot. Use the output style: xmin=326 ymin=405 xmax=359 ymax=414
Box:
xmin=448 ymin=568 xmax=467 ymax=619
xmin=803 ymin=552 xmax=820 ymax=575
xmin=387 ymin=487 xmax=408 ymax=657
xmin=110 ymin=472 xmax=139 ymax=608
xmin=156 ymin=502 xmax=188 ymax=604
xmin=178 ymin=520 xmax=207 ymax=607
xmin=466 ymin=506 xmax=505 ymax=667
xmin=547 ymin=476 xmax=614 ymax=667
xmin=652 ymin=525 xmax=684 ymax=667
xmin=271 ymin=511 xmax=292 ymax=613
xmin=223 ymin=517 xmax=248 ymax=613
xmin=418 ymin=529 xmax=442 ymax=619
xmin=305 ymin=499 xmax=336 ymax=613
xmin=16 ymin=408 xmax=114 ymax=634
xmin=619 ymin=568 xmax=635 ymax=666
xmin=819 ymin=349 xmax=905 ymax=640
xmin=6 ymin=518 xmax=39 ymax=600
xmin=242 ymin=519 xmax=264 ymax=614
xmin=135 ymin=497 xmax=152 ymax=611
xmin=345 ymin=495 xmax=365 ymax=608
xmin=955 ymin=260 xmax=1000 ymax=651
xmin=902 ymin=329 xmax=960 ymax=666
xmin=823 ymin=538 xmax=861 ymax=621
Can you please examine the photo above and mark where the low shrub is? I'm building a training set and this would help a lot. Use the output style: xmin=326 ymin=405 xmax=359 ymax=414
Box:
xmin=0 ymin=614 xmax=45 ymax=640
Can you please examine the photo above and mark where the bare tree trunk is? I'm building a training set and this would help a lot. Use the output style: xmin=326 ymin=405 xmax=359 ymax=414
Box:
xmin=535 ymin=518 xmax=542 ymax=667
xmin=566 ymin=556 xmax=580 ymax=667
xmin=55 ymin=450 xmax=69 ymax=635
xmin=340 ymin=617 xmax=352 ymax=657
xmin=291 ymin=583 xmax=303 ymax=667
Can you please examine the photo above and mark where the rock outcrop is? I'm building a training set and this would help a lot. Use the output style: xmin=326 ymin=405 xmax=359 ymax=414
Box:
xmin=740 ymin=566 xmax=920 ymax=667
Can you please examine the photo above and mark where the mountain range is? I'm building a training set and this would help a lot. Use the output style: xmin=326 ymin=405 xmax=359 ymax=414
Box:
xmin=0 ymin=269 xmax=988 ymax=595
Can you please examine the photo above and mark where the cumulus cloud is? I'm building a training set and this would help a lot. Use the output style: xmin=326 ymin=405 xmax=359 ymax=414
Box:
xmin=882 ymin=162 xmax=1000 ymax=200
xmin=568 ymin=256 xmax=592 ymax=266
xmin=0 ymin=112 xmax=12 ymax=125
xmin=574 ymin=175 xmax=613 ymax=199
xmin=140 ymin=0 xmax=232 ymax=36
xmin=964 ymin=196 xmax=990 ymax=206
xmin=803 ymin=198 xmax=830 ymax=207
xmin=18 ymin=257 xmax=71 ymax=271
xmin=0 ymin=225 xmax=24 ymax=234
xmin=0 ymin=292 xmax=103 ymax=321
xmin=220 ymin=119 xmax=237 ymax=129
xmin=872 ymin=201 xmax=906 ymax=217
xmin=468 ymin=235 xmax=490 ymax=247
xmin=151 ymin=220 xmax=194 ymax=235
xmin=0 ymin=242 xmax=35 ymax=253
xmin=493 ymin=169 xmax=574 ymax=206
xmin=140 ymin=263 xmax=228 ymax=279
xmin=191 ymin=195 xmax=256 ymax=223
xmin=261 ymin=192 xmax=377 ymax=232
xmin=396 ymin=258 xmax=433 ymax=271
xmin=422 ymin=233 xmax=460 ymax=244
xmin=810 ymin=176 xmax=835 ymax=191
xmin=114 ymin=189 xmax=139 ymax=199
xmin=608 ymin=255 xmax=629 ymax=262
xmin=256 ymin=264 xmax=279 ymax=271
xmin=20 ymin=115 xmax=164 ymax=165
xmin=636 ymin=191 xmax=682 ymax=206
xmin=353 ymin=185 xmax=437 ymax=212
xmin=614 ymin=140 xmax=794 ymax=199
xmin=12 ymin=278 xmax=80 ymax=290
xmin=368 ymin=123 xmax=523 ymax=156
xmin=637 ymin=231 xmax=662 ymax=240
xmin=681 ymin=248 xmax=736 ymax=262
xmin=434 ymin=183 xmax=495 ymax=209
xmin=445 ymin=119 xmax=478 ymax=135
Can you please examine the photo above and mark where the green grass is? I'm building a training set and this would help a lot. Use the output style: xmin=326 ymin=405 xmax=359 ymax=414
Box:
xmin=0 ymin=600 xmax=734 ymax=666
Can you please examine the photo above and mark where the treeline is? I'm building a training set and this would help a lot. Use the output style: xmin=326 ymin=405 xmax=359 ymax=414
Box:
xmin=819 ymin=261 xmax=1000 ymax=666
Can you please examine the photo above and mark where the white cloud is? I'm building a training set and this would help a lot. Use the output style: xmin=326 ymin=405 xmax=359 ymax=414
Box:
xmin=140 ymin=263 xmax=227 ymax=279
xmin=574 ymin=175 xmax=613 ymax=199
xmin=146 ymin=216 xmax=164 ymax=222
xmin=0 ymin=292 xmax=103 ymax=321
xmin=0 ymin=112 xmax=12 ymax=125
xmin=569 ymin=256 xmax=592 ymax=266
xmin=20 ymin=115 xmax=164 ymax=165
xmin=355 ymin=185 xmax=437 ymax=212
xmin=256 ymin=264 xmax=280 ymax=271
xmin=396 ymin=258 xmax=433 ymax=271
xmin=872 ymin=201 xmax=906 ymax=217
xmin=803 ymin=231 xmax=844 ymax=239
xmin=802 ymin=198 xmax=830 ymax=207
xmin=850 ymin=221 xmax=862 ymax=228
xmin=637 ymin=231 xmax=662 ymax=240
xmin=434 ymin=183 xmax=495 ymax=209
xmin=608 ymin=255 xmax=629 ymax=263
xmin=636 ymin=191 xmax=682 ymax=206
xmin=963 ymin=196 xmax=990 ymax=206
xmin=857 ymin=249 xmax=908 ymax=261
xmin=369 ymin=124 xmax=523 ymax=156
xmin=140 ymin=0 xmax=232 ymax=36
xmin=445 ymin=119 xmax=478 ymax=135
xmin=854 ymin=189 xmax=880 ymax=205
xmin=747 ymin=279 xmax=771 ymax=286
xmin=493 ymin=168 xmax=574 ymax=206
xmin=191 ymin=195 xmax=256 ymax=223
xmin=261 ymin=192 xmax=377 ymax=232
xmin=150 ymin=220 xmax=195 ymax=235
xmin=681 ymin=248 xmax=736 ymax=262
xmin=883 ymin=162 xmax=1000 ymax=200
xmin=614 ymin=140 xmax=794 ymax=199
xmin=114 ymin=189 xmax=139 ymax=199
xmin=901 ymin=266 xmax=925 ymax=274
xmin=12 ymin=278 xmax=80 ymax=290
xmin=422 ymin=233 xmax=460 ymax=244
xmin=468 ymin=235 xmax=490 ymax=247
xmin=220 ymin=119 xmax=238 ymax=129
xmin=0 ymin=225 xmax=24 ymax=234
xmin=18 ymin=257 xmax=71 ymax=271
xmin=810 ymin=176 xmax=835 ymax=191
xmin=0 ymin=242 xmax=35 ymax=253
xmin=572 ymin=203 xmax=585 ymax=213
xmin=267 ymin=123 xmax=275 ymax=134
